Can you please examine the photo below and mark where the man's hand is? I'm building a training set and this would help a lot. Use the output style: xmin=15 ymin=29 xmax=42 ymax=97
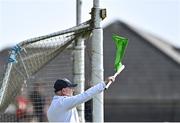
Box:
xmin=105 ymin=76 xmax=115 ymax=85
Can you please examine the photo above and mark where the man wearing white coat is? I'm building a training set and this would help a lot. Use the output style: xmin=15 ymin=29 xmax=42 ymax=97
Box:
xmin=47 ymin=76 xmax=115 ymax=122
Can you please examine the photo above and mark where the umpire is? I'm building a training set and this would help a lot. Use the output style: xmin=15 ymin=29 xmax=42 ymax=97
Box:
xmin=47 ymin=76 xmax=115 ymax=122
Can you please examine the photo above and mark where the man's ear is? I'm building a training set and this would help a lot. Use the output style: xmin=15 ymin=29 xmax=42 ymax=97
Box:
xmin=62 ymin=88 xmax=66 ymax=93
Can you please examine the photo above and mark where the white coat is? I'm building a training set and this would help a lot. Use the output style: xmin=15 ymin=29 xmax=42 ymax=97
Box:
xmin=47 ymin=82 xmax=106 ymax=122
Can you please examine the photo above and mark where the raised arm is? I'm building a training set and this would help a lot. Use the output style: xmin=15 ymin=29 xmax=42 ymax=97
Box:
xmin=61 ymin=76 xmax=115 ymax=110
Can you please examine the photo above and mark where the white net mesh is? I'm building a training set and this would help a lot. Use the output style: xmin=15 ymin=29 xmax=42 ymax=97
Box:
xmin=0 ymin=21 xmax=92 ymax=121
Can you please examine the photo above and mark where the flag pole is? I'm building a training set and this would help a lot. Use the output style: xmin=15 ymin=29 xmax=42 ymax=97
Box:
xmin=105 ymin=65 xmax=125 ymax=89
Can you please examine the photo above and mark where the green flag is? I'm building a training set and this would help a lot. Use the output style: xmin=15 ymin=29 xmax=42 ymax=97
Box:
xmin=112 ymin=34 xmax=128 ymax=72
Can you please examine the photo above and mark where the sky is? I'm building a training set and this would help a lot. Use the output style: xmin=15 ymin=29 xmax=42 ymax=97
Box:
xmin=0 ymin=0 xmax=180 ymax=51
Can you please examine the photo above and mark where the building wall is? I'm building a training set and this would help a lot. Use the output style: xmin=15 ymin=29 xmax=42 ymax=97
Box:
xmin=103 ymin=21 xmax=180 ymax=121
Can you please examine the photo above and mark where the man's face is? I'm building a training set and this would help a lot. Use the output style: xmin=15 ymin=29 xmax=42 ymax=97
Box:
xmin=62 ymin=87 xmax=74 ymax=96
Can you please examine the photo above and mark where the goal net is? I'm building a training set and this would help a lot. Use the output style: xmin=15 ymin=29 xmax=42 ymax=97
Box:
xmin=0 ymin=20 xmax=92 ymax=122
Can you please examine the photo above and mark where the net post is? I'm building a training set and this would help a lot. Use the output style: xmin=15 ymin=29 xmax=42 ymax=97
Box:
xmin=73 ymin=0 xmax=85 ymax=122
xmin=91 ymin=0 xmax=104 ymax=122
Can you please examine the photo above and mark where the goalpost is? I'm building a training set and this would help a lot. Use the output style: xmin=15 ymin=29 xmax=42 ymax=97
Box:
xmin=0 ymin=20 xmax=92 ymax=121
xmin=0 ymin=0 xmax=106 ymax=122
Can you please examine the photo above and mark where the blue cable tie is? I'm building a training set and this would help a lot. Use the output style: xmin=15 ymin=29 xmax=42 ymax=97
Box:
xmin=8 ymin=45 xmax=22 ymax=63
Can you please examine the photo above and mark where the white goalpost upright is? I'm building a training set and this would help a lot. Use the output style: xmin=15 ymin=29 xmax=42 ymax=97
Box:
xmin=91 ymin=0 xmax=105 ymax=122
xmin=73 ymin=0 xmax=85 ymax=122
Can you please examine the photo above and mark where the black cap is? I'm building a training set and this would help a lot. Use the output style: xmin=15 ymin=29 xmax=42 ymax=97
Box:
xmin=54 ymin=78 xmax=77 ymax=93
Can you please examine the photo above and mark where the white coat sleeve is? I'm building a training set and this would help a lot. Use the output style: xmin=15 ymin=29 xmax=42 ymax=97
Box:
xmin=61 ymin=82 xmax=106 ymax=110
